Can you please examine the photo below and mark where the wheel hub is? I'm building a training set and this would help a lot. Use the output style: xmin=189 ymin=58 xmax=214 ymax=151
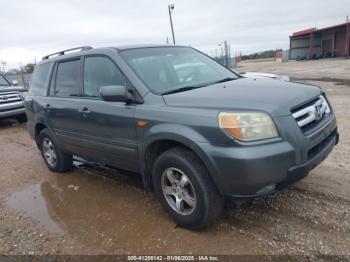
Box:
xmin=42 ymin=138 xmax=57 ymax=167
xmin=161 ymin=167 xmax=196 ymax=216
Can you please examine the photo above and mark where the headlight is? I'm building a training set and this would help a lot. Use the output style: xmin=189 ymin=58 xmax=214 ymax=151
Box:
xmin=218 ymin=112 xmax=278 ymax=141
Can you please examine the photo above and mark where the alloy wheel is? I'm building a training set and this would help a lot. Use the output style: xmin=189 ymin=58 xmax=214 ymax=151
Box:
xmin=161 ymin=167 xmax=196 ymax=215
xmin=42 ymin=138 xmax=57 ymax=167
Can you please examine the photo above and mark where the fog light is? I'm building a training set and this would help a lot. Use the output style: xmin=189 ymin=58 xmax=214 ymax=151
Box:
xmin=256 ymin=184 xmax=276 ymax=194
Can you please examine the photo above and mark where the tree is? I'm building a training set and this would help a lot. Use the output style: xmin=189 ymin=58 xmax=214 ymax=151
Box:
xmin=24 ymin=63 xmax=35 ymax=73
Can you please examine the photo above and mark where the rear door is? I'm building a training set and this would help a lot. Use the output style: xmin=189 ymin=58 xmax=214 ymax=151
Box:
xmin=45 ymin=58 xmax=86 ymax=155
xmin=72 ymin=55 xmax=138 ymax=171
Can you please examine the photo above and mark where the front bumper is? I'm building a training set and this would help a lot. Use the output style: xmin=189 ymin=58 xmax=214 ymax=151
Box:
xmin=0 ymin=107 xmax=26 ymax=119
xmin=199 ymin=114 xmax=338 ymax=199
xmin=0 ymin=100 xmax=25 ymax=119
xmin=226 ymin=129 xmax=338 ymax=200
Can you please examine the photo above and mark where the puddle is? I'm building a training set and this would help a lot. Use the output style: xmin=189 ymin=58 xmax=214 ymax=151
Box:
xmin=4 ymin=161 xmax=173 ymax=253
xmin=5 ymin=161 xmax=152 ymax=236
xmin=6 ymin=183 xmax=62 ymax=233
xmin=290 ymin=77 xmax=350 ymax=87
xmin=4 ymin=161 xmax=261 ymax=254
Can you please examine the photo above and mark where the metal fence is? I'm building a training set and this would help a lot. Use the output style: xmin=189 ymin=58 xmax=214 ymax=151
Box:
xmin=208 ymin=41 xmax=235 ymax=68
xmin=212 ymin=56 xmax=234 ymax=68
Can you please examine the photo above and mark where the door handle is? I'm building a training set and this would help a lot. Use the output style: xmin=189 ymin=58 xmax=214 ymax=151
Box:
xmin=44 ymin=104 xmax=51 ymax=112
xmin=78 ymin=107 xmax=91 ymax=114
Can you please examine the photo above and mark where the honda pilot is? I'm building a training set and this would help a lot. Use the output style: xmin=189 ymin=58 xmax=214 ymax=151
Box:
xmin=25 ymin=45 xmax=339 ymax=229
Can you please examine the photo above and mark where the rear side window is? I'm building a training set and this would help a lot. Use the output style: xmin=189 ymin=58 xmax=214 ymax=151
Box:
xmin=29 ymin=63 xmax=51 ymax=96
xmin=83 ymin=56 xmax=125 ymax=98
xmin=55 ymin=59 xmax=80 ymax=97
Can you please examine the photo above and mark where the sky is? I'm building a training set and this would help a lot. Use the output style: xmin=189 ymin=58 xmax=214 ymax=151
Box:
xmin=0 ymin=0 xmax=349 ymax=69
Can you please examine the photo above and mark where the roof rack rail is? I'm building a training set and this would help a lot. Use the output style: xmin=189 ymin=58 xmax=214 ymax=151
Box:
xmin=42 ymin=46 xmax=93 ymax=60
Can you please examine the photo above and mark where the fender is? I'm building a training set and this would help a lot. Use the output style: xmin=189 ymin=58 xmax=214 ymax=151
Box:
xmin=30 ymin=100 xmax=59 ymax=148
xmin=138 ymin=123 xmax=219 ymax=190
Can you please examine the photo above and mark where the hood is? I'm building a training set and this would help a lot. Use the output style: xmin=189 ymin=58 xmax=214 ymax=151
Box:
xmin=0 ymin=86 xmax=27 ymax=93
xmin=163 ymin=77 xmax=321 ymax=116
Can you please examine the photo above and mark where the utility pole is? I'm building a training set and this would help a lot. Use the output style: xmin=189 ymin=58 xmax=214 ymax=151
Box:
xmin=228 ymin=43 xmax=232 ymax=67
xmin=224 ymin=40 xmax=229 ymax=67
xmin=346 ymin=15 xmax=349 ymax=59
xmin=19 ymin=63 xmax=25 ymax=86
xmin=1 ymin=61 xmax=6 ymax=72
xmin=168 ymin=4 xmax=176 ymax=45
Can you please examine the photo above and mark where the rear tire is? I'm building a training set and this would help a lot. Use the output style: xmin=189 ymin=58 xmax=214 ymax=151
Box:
xmin=38 ymin=129 xmax=73 ymax=172
xmin=152 ymin=147 xmax=223 ymax=230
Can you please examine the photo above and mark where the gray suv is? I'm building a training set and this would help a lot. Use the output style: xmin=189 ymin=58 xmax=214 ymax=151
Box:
xmin=25 ymin=45 xmax=338 ymax=229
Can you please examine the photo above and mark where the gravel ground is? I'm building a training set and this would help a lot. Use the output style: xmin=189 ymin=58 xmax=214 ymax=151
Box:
xmin=0 ymin=59 xmax=349 ymax=256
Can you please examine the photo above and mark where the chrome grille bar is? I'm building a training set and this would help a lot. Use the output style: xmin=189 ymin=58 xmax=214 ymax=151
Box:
xmin=292 ymin=95 xmax=330 ymax=128
xmin=0 ymin=92 xmax=22 ymax=104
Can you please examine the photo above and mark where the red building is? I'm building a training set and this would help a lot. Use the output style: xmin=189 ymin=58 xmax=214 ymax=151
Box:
xmin=289 ymin=22 xmax=350 ymax=60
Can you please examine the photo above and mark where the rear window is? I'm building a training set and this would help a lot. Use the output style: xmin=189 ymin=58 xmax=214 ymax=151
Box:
xmin=29 ymin=63 xmax=52 ymax=96
xmin=55 ymin=59 xmax=80 ymax=97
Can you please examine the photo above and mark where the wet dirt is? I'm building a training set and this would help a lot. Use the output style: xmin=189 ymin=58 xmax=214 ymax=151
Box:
xmin=2 ymin=158 xmax=264 ymax=255
xmin=0 ymin=80 xmax=350 ymax=255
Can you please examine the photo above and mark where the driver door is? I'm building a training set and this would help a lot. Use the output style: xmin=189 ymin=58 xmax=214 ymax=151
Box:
xmin=73 ymin=55 xmax=138 ymax=172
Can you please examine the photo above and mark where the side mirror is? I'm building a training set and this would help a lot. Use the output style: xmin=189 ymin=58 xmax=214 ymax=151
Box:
xmin=12 ymin=80 xmax=18 ymax=86
xmin=100 ymin=85 xmax=131 ymax=102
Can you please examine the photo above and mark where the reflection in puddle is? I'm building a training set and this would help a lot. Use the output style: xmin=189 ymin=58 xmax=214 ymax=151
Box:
xmin=6 ymin=183 xmax=62 ymax=233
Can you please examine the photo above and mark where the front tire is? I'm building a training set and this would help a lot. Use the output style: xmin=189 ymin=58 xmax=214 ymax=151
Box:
xmin=152 ymin=147 xmax=223 ymax=230
xmin=39 ymin=129 xmax=73 ymax=172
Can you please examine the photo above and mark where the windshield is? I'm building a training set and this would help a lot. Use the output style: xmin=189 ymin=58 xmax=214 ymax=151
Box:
xmin=119 ymin=47 xmax=238 ymax=94
xmin=0 ymin=74 xmax=10 ymax=87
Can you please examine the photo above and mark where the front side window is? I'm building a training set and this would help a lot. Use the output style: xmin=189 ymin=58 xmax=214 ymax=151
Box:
xmin=119 ymin=47 xmax=238 ymax=94
xmin=29 ymin=62 xmax=51 ymax=95
xmin=55 ymin=59 xmax=80 ymax=97
xmin=0 ymin=74 xmax=11 ymax=87
xmin=83 ymin=56 xmax=125 ymax=98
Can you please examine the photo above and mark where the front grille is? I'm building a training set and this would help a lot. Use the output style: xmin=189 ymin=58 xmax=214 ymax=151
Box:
xmin=308 ymin=129 xmax=336 ymax=160
xmin=292 ymin=95 xmax=331 ymax=135
xmin=0 ymin=92 xmax=22 ymax=104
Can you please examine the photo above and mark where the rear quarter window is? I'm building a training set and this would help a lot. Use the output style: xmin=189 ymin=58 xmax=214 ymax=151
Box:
xmin=29 ymin=62 xmax=52 ymax=96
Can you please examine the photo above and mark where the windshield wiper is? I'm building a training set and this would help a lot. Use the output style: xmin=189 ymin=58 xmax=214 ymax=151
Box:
xmin=212 ymin=77 xmax=237 ymax=84
xmin=162 ymin=85 xmax=206 ymax=95
xmin=161 ymin=77 xmax=238 ymax=95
